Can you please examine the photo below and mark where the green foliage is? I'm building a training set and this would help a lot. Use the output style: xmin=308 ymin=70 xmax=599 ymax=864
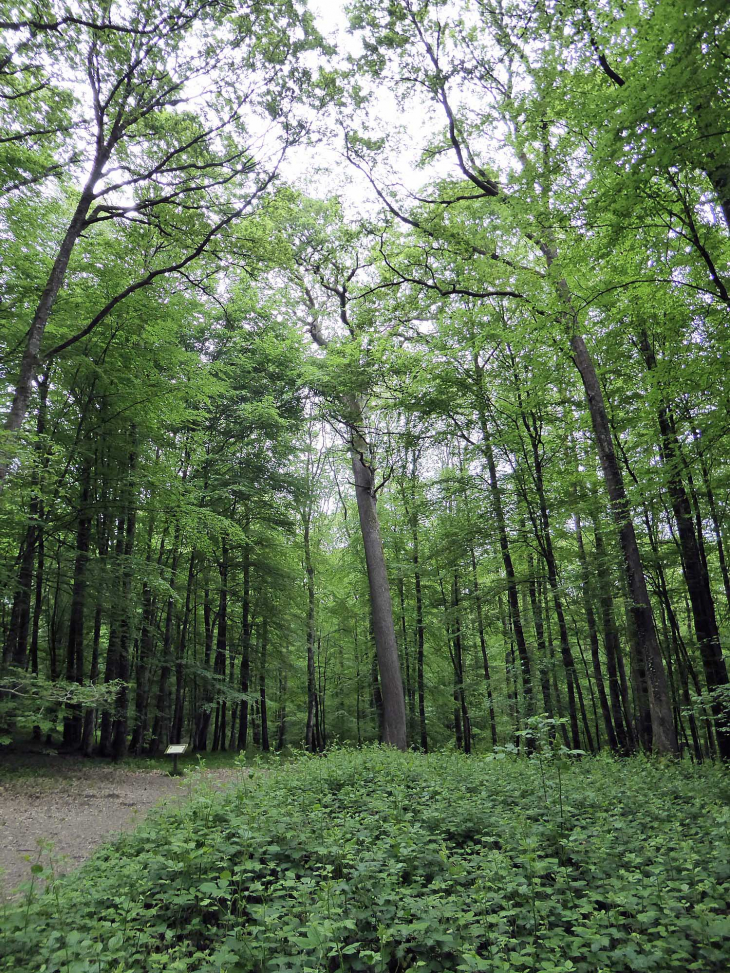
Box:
xmin=0 ymin=670 xmax=124 ymax=745
xmin=3 ymin=749 xmax=730 ymax=972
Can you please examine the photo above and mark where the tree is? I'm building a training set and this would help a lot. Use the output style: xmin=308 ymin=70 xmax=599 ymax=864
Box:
xmin=1 ymin=0 xmax=319 ymax=478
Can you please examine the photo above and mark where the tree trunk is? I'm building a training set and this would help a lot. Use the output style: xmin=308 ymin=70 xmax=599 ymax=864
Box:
xmin=524 ymin=425 xmax=582 ymax=750
xmin=237 ymin=541 xmax=251 ymax=751
xmin=693 ymin=428 xmax=730 ymax=613
xmin=471 ymin=547 xmax=498 ymax=747
xmin=475 ymin=391 xmax=534 ymax=723
xmin=211 ymin=538 xmax=228 ymax=752
xmin=276 ymin=667 xmax=287 ymax=751
xmin=172 ymin=554 xmax=195 ymax=744
xmin=574 ymin=511 xmax=618 ymax=750
xmin=260 ymin=616 xmax=269 ymax=752
xmin=639 ymin=330 xmax=730 ymax=759
xmin=149 ymin=527 xmax=182 ymax=754
xmin=349 ymin=416 xmax=407 ymax=749
xmin=303 ymin=518 xmax=318 ymax=751
xmin=570 ymin=331 xmax=677 ymax=754
xmin=63 ymin=463 xmax=92 ymax=749
xmin=406 ymin=461 xmax=428 ymax=752
xmin=98 ymin=515 xmax=125 ymax=756
xmin=526 ymin=547 xmax=555 ymax=724
xmin=1 ymin=179 xmax=100 ymax=472
xmin=591 ymin=513 xmax=634 ymax=752
xmin=112 ymin=445 xmax=138 ymax=762
xmin=450 ymin=572 xmax=471 ymax=753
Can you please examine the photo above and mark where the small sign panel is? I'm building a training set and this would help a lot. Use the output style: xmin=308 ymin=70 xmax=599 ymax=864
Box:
xmin=165 ymin=744 xmax=188 ymax=755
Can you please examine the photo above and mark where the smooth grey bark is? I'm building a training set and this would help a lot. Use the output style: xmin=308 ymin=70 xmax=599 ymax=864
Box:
xmin=304 ymin=294 xmax=407 ymax=750
xmin=349 ymin=420 xmax=407 ymax=749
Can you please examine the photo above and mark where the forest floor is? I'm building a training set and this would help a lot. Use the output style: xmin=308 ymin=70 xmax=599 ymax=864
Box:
xmin=0 ymin=750 xmax=240 ymax=896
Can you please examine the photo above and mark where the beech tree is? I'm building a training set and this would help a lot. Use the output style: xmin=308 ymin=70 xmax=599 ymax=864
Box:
xmin=1 ymin=0 xmax=729 ymax=764
xmin=0 ymin=0 xmax=319 ymax=479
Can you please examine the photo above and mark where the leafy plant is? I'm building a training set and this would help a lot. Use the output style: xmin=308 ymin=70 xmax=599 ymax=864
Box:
xmin=2 ymin=749 xmax=729 ymax=972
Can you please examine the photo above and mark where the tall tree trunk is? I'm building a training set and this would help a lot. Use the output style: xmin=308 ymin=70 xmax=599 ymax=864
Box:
xmin=306 ymin=310 xmax=406 ymax=748
xmin=450 ymin=572 xmax=471 ymax=753
xmin=112 ymin=444 xmax=138 ymax=762
xmin=398 ymin=575 xmax=416 ymax=740
xmin=370 ymin=628 xmax=384 ymax=741
xmin=523 ymin=426 xmax=582 ymax=750
xmin=541 ymin=579 xmax=571 ymax=748
xmin=475 ymin=380 xmax=534 ymax=723
xmin=405 ymin=459 xmax=428 ymax=752
xmin=129 ymin=527 xmax=159 ymax=755
xmin=574 ymin=511 xmax=618 ymax=750
xmin=260 ymin=616 xmax=269 ymax=753
xmin=499 ymin=593 xmax=519 ymax=744
xmin=149 ymin=527 xmax=182 ymax=754
xmin=471 ymin=547 xmax=498 ymax=747
xmin=10 ymin=526 xmax=36 ymax=670
xmin=591 ymin=513 xmax=634 ymax=752
xmin=693 ymin=428 xmax=730 ymax=613
xmin=98 ymin=515 xmax=125 ymax=756
xmin=349 ymin=413 xmax=407 ymax=749
xmin=276 ymin=667 xmax=287 ymax=751
xmin=63 ymin=462 xmax=92 ymax=749
xmin=569 ymin=331 xmax=677 ymax=753
xmin=639 ymin=330 xmax=730 ymax=759
xmin=172 ymin=553 xmax=195 ymax=744
xmin=82 ymin=469 xmax=109 ymax=757
xmin=237 ymin=540 xmax=251 ymax=751
xmin=211 ymin=538 xmax=228 ymax=752
xmin=525 ymin=547 xmax=555 ymax=725
xmin=303 ymin=517 xmax=318 ymax=752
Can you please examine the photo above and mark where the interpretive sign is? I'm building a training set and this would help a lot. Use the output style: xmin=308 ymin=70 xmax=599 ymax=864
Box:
xmin=165 ymin=743 xmax=188 ymax=774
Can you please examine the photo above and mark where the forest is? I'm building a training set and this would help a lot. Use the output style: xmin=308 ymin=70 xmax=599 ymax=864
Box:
xmin=1 ymin=0 xmax=730 ymax=970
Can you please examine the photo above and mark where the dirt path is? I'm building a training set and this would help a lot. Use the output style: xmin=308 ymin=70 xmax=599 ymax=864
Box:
xmin=0 ymin=755 xmax=238 ymax=895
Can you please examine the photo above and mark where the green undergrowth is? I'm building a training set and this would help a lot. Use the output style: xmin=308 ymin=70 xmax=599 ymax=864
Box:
xmin=2 ymin=748 xmax=730 ymax=973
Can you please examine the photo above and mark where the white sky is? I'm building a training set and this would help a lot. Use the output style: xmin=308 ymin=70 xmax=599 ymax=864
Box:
xmin=285 ymin=0 xmax=445 ymax=217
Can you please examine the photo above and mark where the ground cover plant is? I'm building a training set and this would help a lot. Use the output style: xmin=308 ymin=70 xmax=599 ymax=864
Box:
xmin=2 ymin=747 xmax=730 ymax=973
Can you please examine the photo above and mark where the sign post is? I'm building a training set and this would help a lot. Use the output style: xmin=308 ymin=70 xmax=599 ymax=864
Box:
xmin=165 ymin=743 xmax=188 ymax=776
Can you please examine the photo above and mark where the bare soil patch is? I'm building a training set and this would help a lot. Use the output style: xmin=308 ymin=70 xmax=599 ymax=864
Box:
xmin=0 ymin=752 xmax=238 ymax=895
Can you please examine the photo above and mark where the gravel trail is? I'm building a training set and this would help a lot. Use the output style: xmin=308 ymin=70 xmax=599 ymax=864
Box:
xmin=0 ymin=753 xmax=237 ymax=895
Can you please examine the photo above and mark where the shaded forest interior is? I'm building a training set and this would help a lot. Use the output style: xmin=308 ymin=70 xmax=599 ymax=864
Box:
xmin=2 ymin=0 xmax=730 ymax=765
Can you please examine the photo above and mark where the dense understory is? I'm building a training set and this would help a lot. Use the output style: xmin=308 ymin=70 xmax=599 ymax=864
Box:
xmin=2 ymin=749 xmax=730 ymax=973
